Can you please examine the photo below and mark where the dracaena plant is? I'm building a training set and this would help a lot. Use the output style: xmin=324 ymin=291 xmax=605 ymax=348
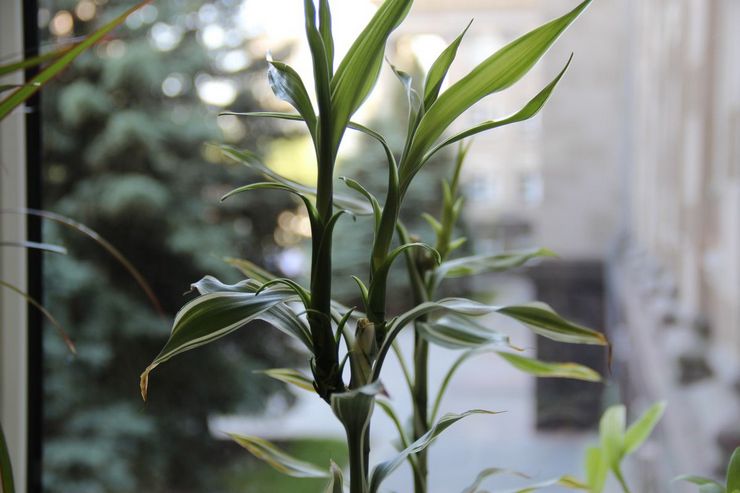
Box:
xmin=677 ymin=447 xmax=740 ymax=493
xmin=141 ymin=1 xmax=606 ymax=491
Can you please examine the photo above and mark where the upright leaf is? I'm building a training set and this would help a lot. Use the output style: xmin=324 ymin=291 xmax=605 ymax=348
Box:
xmin=230 ymin=434 xmax=328 ymax=478
xmin=599 ymin=405 xmax=626 ymax=469
xmin=401 ymin=0 xmax=592 ymax=190
xmin=0 ymin=425 xmax=14 ymax=493
xmin=584 ymin=446 xmax=608 ymax=493
xmin=623 ymin=401 xmax=666 ymax=455
xmin=324 ymin=461 xmax=344 ymax=493
xmin=330 ymin=0 xmax=413 ymax=152
xmin=727 ymin=447 xmax=740 ymax=493
xmin=423 ymin=20 xmax=472 ymax=109
xmin=267 ymin=60 xmax=318 ymax=139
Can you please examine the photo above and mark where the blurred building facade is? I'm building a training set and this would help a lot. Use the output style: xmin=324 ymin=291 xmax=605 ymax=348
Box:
xmin=610 ymin=0 xmax=740 ymax=484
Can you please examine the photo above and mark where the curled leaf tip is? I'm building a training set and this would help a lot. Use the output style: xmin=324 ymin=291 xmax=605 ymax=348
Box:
xmin=139 ymin=365 xmax=155 ymax=401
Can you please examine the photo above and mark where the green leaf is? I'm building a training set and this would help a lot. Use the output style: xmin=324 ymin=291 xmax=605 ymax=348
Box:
xmin=423 ymin=20 xmax=472 ymax=109
xmin=330 ymin=0 xmax=412 ymax=152
xmin=461 ymin=467 xmax=528 ymax=493
xmin=401 ymin=0 xmax=592 ymax=191
xmin=0 ymin=1 xmax=151 ymax=121
xmin=0 ymin=425 xmax=15 ymax=493
xmin=507 ymin=476 xmax=589 ymax=493
xmin=221 ymin=182 xmax=321 ymax=231
xmin=190 ymin=275 xmax=314 ymax=353
xmin=266 ymin=59 xmax=317 ymax=139
xmin=623 ymin=401 xmax=666 ymax=455
xmin=257 ymin=368 xmax=315 ymax=393
xmin=0 ymin=280 xmax=76 ymax=355
xmin=324 ymin=461 xmax=344 ymax=493
xmin=221 ymin=146 xmax=374 ymax=215
xmin=599 ymin=405 xmax=626 ymax=469
xmin=675 ymin=475 xmax=725 ymax=490
xmin=584 ymin=446 xmax=608 ymax=493
xmin=433 ymin=248 xmax=556 ymax=286
xmin=496 ymin=302 xmax=607 ymax=346
xmin=2 ymin=208 xmax=163 ymax=316
xmin=223 ymin=257 xmax=277 ymax=283
xmin=369 ymin=409 xmax=498 ymax=493
xmin=318 ymin=0 xmax=334 ymax=77
xmin=425 ymin=55 xmax=573 ymax=161
xmin=0 ymin=43 xmax=73 ymax=76
xmin=339 ymin=176 xmax=382 ymax=231
xmin=496 ymin=352 xmax=601 ymax=382
xmin=140 ymin=288 xmax=293 ymax=400
xmin=229 ymin=434 xmax=328 ymax=478
xmin=0 ymin=240 xmax=67 ymax=255
xmin=417 ymin=314 xmax=511 ymax=350
xmin=727 ymin=447 xmax=740 ymax=493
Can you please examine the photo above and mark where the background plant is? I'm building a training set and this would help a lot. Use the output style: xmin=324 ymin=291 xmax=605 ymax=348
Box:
xmin=141 ymin=1 xmax=612 ymax=492
xmin=677 ymin=447 xmax=739 ymax=493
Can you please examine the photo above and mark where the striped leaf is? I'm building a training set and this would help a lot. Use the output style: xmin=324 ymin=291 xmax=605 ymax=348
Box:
xmin=140 ymin=288 xmax=293 ymax=400
xmin=324 ymin=461 xmax=344 ymax=493
xmin=400 ymin=0 xmax=592 ymax=191
xmin=432 ymin=248 xmax=556 ymax=288
xmin=329 ymin=0 xmax=412 ymax=152
xmin=230 ymin=434 xmax=328 ymax=478
xmin=496 ymin=352 xmax=601 ymax=382
xmin=267 ymin=59 xmax=317 ymax=139
xmin=369 ymin=409 xmax=498 ymax=493
xmin=417 ymin=315 xmax=511 ymax=350
xmin=496 ymin=302 xmax=607 ymax=346
xmin=258 ymin=368 xmax=315 ymax=393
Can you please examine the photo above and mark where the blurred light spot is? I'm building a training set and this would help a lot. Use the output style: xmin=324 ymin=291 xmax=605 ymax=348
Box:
xmin=276 ymin=248 xmax=306 ymax=277
xmin=150 ymin=22 xmax=183 ymax=52
xmin=50 ymin=10 xmax=74 ymax=36
xmin=410 ymin=34 xmax=447 ymax=73
xmin=105 ymin=39 xmax=126 ymax=58
xmin=217 ymin=114 xmax=246 ymax=141
xmin=38 ymin=8 xmax=51 ymax=28
xmin=198 ymin=4 xmax=218 ymax=24
xmin=125 ymin=11 xmax=143 ymax=29
xmin=217 ymin=50 xmax=250 ymax=73
xmin=162 ymin=73 xmax=186 ymax=97
xmin=170 ymin=105 xmax=190 ymax=125
xmin=224 ymin=28 xmax=244 ymax=48
xmin=139 ymin=4 xmax=158 ymax=24
xmin=75 ymin=0 xmax=96 ymax=21
xmin=201 ymin=24 xmax=225 ymax=49
xmin=195 ymin=75 xmax=237 ymax=106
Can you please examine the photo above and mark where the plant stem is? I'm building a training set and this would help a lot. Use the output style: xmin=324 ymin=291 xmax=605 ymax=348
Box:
xmin=412 ymin=329 xmax=429 ymax=493
xmin=346 ymin=423 xmax=368 ymax=493
xmin=614 ymin=467 xmax=633 ymax=493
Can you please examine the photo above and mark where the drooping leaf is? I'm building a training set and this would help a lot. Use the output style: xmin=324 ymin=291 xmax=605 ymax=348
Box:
xmin=340 ymin=176 xmax=382 ymax=231
xmin=2 ymin=208 xmax=163 ymax=316
xmin=374 ymin=298 xmax=494 ymax=379
xmin=675 ymin=475 xmax=725 ymax=491
xmin=432 ymin=248 xmax=556 ymax=287
xmin=425 ymin=55 xmax=573 ymax=161
xmin=727 ymin=447 xmax=740 ymax=493
xmin=496 ymin=352 xmax=601 ymax=382
xmin=266 ymin=59 xmax=317 ymax=139
xmin=496 ymin=302 xmax=607 ymax=346
xmin=140 ymin=288 xmax=293 ymax=400
xmin=369 ymin=409 xmax=498 ymax=493
xmin=221 ymin=146 xmax=374 ymax=215
xmin=0 ymin=280 xmax=75 ymax=354
xmin=223 ymin=257 xmax=276 ymax=283
xmin=461 ymin=467 xmax=529 ymax=493
xmin=257 ymin=368 xmax=315 ymax=393
xmin=417 ymin=314 xmax=511 ymax=350
xmin=401 ymin=0 xmax=592 ymax=191
xmin=507 ymin=476 xmax=589 ymax=493
xmin=230 ymin=434 xmax=328 ymax=478
xmin=599 ymin=405 xmax=626 ymax=469
xmin=324 ymin=461 xmax=344 ymax=493
xmin=330 ymin=0 xmax=413 ymax=152
xmin=623 ymin=401 xmax=666 ymax=455
xmin=0 ymin=1 xmax=152 ymax=120
xmin=375 ymin=398 xmax=412 ymax=451
xmin=0 ymin=425 xmax=15 ymax=493
xmin=0 ymin=240 xmax=67 ymax=255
